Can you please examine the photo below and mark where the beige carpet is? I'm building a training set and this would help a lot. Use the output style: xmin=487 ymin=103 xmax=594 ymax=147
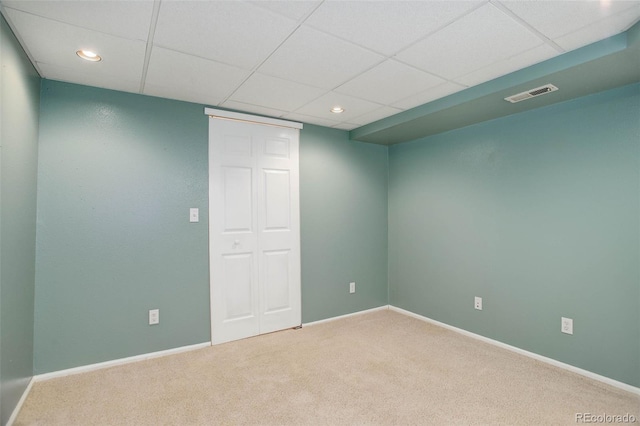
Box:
xmin=16 ymin=309 xmax=639 ymax=425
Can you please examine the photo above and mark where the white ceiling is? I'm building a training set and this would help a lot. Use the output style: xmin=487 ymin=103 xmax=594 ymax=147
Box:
xmin=2 ymin=0 xmax=639 ymax=130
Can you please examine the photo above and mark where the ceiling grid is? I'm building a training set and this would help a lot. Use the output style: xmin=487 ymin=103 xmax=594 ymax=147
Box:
xmin=1 ymin=0 xmax=638 ymax=138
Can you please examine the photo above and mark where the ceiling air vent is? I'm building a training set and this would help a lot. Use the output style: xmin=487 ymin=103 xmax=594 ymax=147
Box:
xmin=504 ymin=84 xmax=558 ymax=103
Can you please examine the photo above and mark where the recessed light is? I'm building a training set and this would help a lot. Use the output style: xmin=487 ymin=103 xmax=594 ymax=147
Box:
xmin=76 ymin=50 xmax=102 ymax=62
xmin=330 ymin=106 xmax=344 ymax=114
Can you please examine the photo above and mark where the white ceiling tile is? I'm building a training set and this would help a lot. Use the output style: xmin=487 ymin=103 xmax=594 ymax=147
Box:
xmin=455 ymin=44 xmax=559 ymax=87
xmin=227 ymin=73 xmax=326 ymax=111
xmin=249 ymin=0 xmax=322 ymax=21
xmin=154 ymin=1 xmax=298 ymax=70
xmin=220 ymin=100 xmax=288 ymax=119
xmin=331 ymin=122 xmax=360 ymax=131
xmin=38 ymin=62 xmax=141 ymax=94
xmin=4 ymin=9 xmax=146 ymax=83
xmin=258 ymin=26 xmax=385 ymax=89
xmin=294 ymin=91 xmax=382 ymax=122
xmin=305 ymin=1 xmax=484 ymax=56
xmin=349 ymin=106 xmax=404 ymax=126
xmin=281 ymin=112 xmax=342 ymax=128
xmin=145 ymin=47 xmax=249 ymax=105
xmin=143 ymin=83 xmax=224 ymax=107
xmin=391 ymin=82 xmax=467 ymax=110
xmin=335 ymin=60 xmax=445 ymax=105
xmin=396 ymin=3 xmax=543 ymax=80
xmin=499 ymin=0 xmax=640 ymax=40
xmin=555 ymin=7 xmax=640 ymax=51
xmin=2 ymin=1 xmax=154 ymax=41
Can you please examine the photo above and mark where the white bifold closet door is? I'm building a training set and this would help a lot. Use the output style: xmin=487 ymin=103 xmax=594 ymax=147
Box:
xmin=208 ymin=111 xmax=301 ymax=345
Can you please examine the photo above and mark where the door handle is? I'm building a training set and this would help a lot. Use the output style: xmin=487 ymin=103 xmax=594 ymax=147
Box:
xmin=232 ymin=240 xmax=240 ymax=248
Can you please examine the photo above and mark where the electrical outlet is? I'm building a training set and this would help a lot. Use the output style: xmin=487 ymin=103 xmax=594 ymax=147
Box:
xmin=149 ymin=309 xmax=159 ymax=325
xmin=349 ymin=282 xmax=356 ymax=294
xmin=474 ymin=297 xmax=482 ymax=310
xmin=561 ymin=317 xmax=573 ymax=335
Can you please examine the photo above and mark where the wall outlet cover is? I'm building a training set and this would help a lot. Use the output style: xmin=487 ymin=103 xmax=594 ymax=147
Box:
xmin=349 ymin=282 xmax=356 ymax=294
xmin=149 ymin=309 xmax=159 ymax=325
xmin=561 ymin=317 xmax=573 ymax=335
xmin=474 ymin=296 xmax=482 ymax=310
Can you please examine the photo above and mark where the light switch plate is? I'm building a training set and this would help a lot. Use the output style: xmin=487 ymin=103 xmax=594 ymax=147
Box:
xmin=189 ymin=208 xmax=199 ymax=223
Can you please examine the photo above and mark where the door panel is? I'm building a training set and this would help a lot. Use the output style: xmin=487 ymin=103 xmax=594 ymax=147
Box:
xmin=263 ymin=169 xmax=290 ymax=230
xmin=263 ymin=250 xmax=291 ymax=313
xmin=222 ymin=253 xmax=255 ymax=320
xmin=223 ymin=167 xmax=253 ymax=232
xmin=223 ymin=134 xmax=252 ymax=156
xmin=264 ymin=137 xmax=290 ymax=158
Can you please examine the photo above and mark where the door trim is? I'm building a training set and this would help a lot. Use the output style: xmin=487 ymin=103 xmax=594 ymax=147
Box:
xmin=204 ymin=108 xmax=303 ymax=130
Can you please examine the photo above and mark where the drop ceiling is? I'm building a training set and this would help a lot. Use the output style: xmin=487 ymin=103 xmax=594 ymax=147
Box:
xmin=1 ymin=0 xmax=639 ymax=141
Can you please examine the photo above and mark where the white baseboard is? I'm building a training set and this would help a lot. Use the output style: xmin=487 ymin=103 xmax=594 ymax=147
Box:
xmin=302 ymin=305 xmax=389 ymax=327
xmin=6 ymin=377 xmax=34 ymax=426
xmin=389 ymin=305 xmax=640 ymax=396
xmin=34 ymin=341 xmax=211 ymax=382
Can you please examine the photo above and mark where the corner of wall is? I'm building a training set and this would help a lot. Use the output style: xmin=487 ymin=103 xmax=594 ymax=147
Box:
xmin=0 ymin=12 xmax=41 ymax=426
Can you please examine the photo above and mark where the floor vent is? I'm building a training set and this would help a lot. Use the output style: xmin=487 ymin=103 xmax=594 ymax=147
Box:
xmin=505 ymin=84 xmax=558 ymax=103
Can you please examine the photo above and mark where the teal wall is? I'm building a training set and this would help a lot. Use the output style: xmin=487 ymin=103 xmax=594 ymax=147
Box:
xmin=300 ymin=125 xmax=388 ymax=323
xmin=34 ymin=81 xmax=389 ymax=373
xmin=0 ymin=15 xmax=40 ymax=425
xmin=34 ymin=81 xmax=210 ymax=374
xmin=388 ymin=83 xmax=640 ymax=387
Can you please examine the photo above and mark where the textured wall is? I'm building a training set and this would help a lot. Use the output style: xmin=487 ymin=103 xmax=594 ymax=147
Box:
xmin=0 ymin=14 xmax=40 ymax=425
xmin=389 ymin=83 xmax=640 ymax=387
xmin=35 ymin=81 xmax=210 ymax=374
xmin=34 ymin=82 xmax=390 ymax=373
xmin=300 ymin=125 xmax=388 ymax=323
